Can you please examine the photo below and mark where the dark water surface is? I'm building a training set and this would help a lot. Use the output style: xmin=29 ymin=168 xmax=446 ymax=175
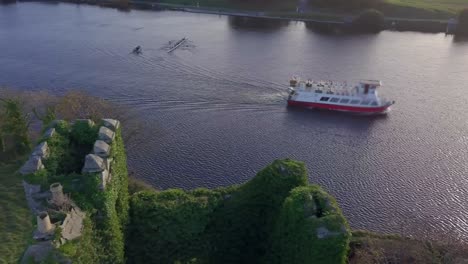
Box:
xmin=2 ymin=2 xmax=468 ymax=239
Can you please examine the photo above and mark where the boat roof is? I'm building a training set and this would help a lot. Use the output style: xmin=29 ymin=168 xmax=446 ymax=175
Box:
xmin=359 ymin=80 xmax=382 ymax=86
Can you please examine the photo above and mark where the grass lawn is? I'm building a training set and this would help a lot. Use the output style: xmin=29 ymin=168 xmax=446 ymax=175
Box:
xmin=0 ymin=161 xmax=33 ymax=264
xmin=385 ymin=0 xmax=468 ymax=15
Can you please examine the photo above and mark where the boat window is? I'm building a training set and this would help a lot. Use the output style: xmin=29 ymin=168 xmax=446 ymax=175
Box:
xmin=339 ymin=99 xmax=350 ymax=103
xmin=371 ymin=101 xmax=378 ymax=106
xmin=315 ymin=90 xmax=323 ymax=93
xmin=320 ymin=97 xmax=330 ymax=102
xmin=350 ymin=99 xmax=360 ymax=104
xmin=326 ymin=91 xmax=334 ymax=94
xmin=330 ymin=98 xmax=339 ymax=103
xmin=361 ymin=100 xmax=370 ymax=105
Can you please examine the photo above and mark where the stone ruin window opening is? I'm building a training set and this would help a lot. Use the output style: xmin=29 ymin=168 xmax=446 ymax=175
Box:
xmin=313 ymin=195 xmax=324 ymax=218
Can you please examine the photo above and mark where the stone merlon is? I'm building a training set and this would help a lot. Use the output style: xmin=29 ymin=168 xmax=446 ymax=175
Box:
xmin=43 ymin=127 xmax=55 ymax=139
xmin=82 ymin=154 xmax=106 ymax=173
xmin=93 ymin=140 xmax=111 ymax=158
xmin=31 ymin=141 xmax=49 ymax=159
xmin=98 ymin=126 xmax=115 ymax=144
xmin=102 ymin=118 xmax=120 ymax=131
xmin=19 ymin=156 xmax=44 ymax=175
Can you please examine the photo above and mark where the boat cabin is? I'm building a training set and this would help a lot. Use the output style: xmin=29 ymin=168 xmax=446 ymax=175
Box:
xmin=357 ymin=80 xmax=381 ymax=95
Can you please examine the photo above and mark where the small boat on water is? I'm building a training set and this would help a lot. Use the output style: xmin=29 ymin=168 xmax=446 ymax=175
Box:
xmin=287 ymin=77 xmax=395 ymax=114
xmin=132 ymin=46 xmax=142 ymax=54
xmin=167 ymin=37 xmax=187 ymax=53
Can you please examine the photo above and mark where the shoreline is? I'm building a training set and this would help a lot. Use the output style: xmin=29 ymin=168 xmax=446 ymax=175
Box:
xmin=16 ymin=0 xmax=458 ymax=33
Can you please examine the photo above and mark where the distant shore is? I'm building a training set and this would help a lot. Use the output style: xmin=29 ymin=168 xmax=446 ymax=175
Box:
xmin=17 ymin=0 xmax=459 ymax=33
xmin=154 ymin=2 xmax=457 ymax=33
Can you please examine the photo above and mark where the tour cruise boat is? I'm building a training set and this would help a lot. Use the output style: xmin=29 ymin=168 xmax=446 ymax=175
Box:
xmin=287 ymin=77 xmax=395 ymax=114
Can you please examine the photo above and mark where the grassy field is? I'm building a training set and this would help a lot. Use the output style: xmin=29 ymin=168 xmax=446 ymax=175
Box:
xmin=0 ymin=161 xmax=33 ymax=264
xmin=385 ymin=0 xmax=468 ymax=15
xmin=153 ymin=0 xmax=468 ymax=18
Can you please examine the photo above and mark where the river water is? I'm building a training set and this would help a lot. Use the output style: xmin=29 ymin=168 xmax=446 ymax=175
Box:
xmin=2 ymin=2 xmax=468 ymax=239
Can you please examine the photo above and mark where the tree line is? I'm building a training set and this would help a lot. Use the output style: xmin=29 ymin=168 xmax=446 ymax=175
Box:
xmin=0 ymin=88 xmax=146 ymax=162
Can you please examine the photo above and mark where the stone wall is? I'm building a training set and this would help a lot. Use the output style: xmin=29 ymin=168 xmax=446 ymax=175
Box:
xmin=19 ymin=118 xmax=121 ymax=263
xmin=82 ymin=118 xmax=120 ymax=189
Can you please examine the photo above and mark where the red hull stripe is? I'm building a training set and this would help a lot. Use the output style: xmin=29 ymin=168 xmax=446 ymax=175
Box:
xmin=287 ymin=100 xmax=389 ymax=113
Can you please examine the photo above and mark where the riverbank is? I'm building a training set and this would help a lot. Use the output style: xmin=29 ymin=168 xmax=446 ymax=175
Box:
xmin=23 ymin=0 xmax=462 ymax=33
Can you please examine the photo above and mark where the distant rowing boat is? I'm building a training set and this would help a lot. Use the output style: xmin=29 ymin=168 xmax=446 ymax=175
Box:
xmin=168 ymin=37 xmax=187 ymax=53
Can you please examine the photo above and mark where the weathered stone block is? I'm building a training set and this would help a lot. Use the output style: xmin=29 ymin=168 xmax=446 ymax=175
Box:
xmin=106 ymin=157 xmax=113 ymax=171
xmin=43 ymin=127 xmax=55 ymax=139
xmin=82 ymin=154 xmax=106 ymax=173
xmin=102 ymin=118 xmax=120 ymax=131
xmin=60 ymin=207 xmax=85 ymax=241
xmin=99 ymin=170 xmax=110 ymax=189
xmin=37 ymin=212 xmax=54 ymax=234
xmin=31 ymin=142 xmax=49 ymax=159
xmin=21 ymin=241 xmax=54 ymax=264
xmin=23 ymin=181 xmax=44 ymax=214
xmin=98 ymin=126 xmax=115 ymax=144
xmin=93 ymin=140 xmax=111 ymax=158
xmin=50 ymin=183 xmax=65 ymax=207
xmin=19 ymin=156 xmax=44 ymax=175
xmin=49 ymin=119 xmax=64 ymax=128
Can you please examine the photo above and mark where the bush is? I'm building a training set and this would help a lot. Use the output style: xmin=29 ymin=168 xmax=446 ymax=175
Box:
xmin=53 ymin=120 xmax=70 ymax=136
xmin=456 ymin=9 xmax=468 ymax=35
xmin=128 ymin=178 xmax=154 ymax=194
xmin=70 ymin=121 xmax=98 ymax=146
xmin=309 ymin=0 xmax=378 ymax=9
xmin=0 ymin=98 xmax=30 ymax=158
xmin=352 ymin=9 xmax=385 ymax=33
xmin=43 ymin=133 xmax=71 ymax=176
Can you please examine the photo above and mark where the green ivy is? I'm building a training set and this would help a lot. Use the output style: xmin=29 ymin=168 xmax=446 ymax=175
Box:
xmin=127 ymin=189 xmax=224 ymax=264
xmin=126 ymin=160 xmax=313 ymax=264
xmin=23 ymin=169 xmax=48 ymax=187
xmin=60 ymin=218 xmax=103 ymax=264
xmin=43 ymin=132 xmax=71 ymax=176
xmin=112 ymin=128 xmax=130 ymax=227
xmin=207 ymin=159 xmax=308 ymax=263
xmin=126 ymin=160 xmax=351 ymax=264
xmin=53 ymin=120 xmax=71 ymax=136
xmin=70 ymin=121 xmax=98 ymax=146
xmin=269 ymin=185 xmax=351 ymax=264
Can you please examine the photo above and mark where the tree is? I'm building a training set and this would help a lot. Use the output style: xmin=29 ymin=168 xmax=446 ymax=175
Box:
xmin=33 ymin=105 xmax=56 ymax=127
xmin=0 ymin=98 xmax=30 ymax=156
xmin=456 ymin=9 xmax=468 ymax=36
xmin=309 ymin=0 xmax=378 ymax=9
xmin=352 ymin=9 xmax=385 ymax=33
